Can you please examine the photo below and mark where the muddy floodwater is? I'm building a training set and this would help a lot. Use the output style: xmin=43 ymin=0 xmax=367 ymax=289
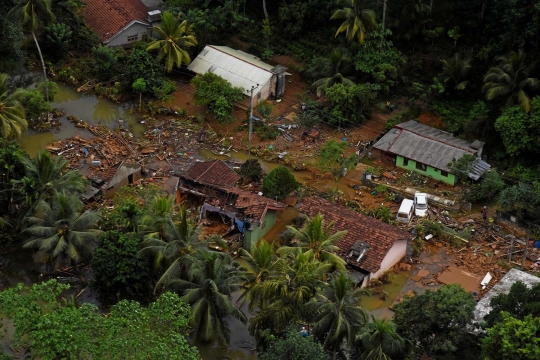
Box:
xmin=18 ymin=83 xmax=145 ymax=156
xmin=12 ymin=86 xmax=410 ymax=360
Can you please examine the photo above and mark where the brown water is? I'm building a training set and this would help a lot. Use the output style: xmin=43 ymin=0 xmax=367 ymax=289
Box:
xmin=18 ymin=83 xmax=144 ymax=156
xmin=361 ymin=271 xmax=412 ymax=319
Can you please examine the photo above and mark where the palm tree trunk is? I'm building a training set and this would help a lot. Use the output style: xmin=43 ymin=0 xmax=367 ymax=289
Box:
xmin=32 ymin=32 xmax=49 ymax=102
xmin=262 ymin=0 xmax=268 ymax=19
xmin=430 ymin=0 xmax=433 ymax=11
xmin=382 ymin=0 xmax=387 ymax=31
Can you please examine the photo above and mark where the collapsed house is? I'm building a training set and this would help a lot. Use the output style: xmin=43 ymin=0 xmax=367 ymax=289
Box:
xmin=298 ymin=196 xmax=415 ymax=287
xmin=179 ymin=160 xmax=286 ymax=251
xmin=373 ymin=120 xmax=491 ymax=185
xmin=86 ymin=161 xmax=142 ymax=200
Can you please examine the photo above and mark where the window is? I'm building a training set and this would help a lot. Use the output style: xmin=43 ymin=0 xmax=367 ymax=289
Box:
xmin=416 ymin=162 xmax=426 ymax=171
xmin=440 ymin=170 xmax=448 ymax=177
xmin=127 ymin=35 xmax=138 ymax=42
xmin=402 ymin=158 xmax=409 ymax=166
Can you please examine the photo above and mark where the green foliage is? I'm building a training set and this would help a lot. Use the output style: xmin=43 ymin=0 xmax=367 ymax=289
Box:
xmin=91 ymin=231 xmax=152 ymax=305
xmin=124 ymin=45 xmax=165 ymax=96
xmin=384 ymin=114 xmax=404 ymax=132
xmin=463 ymin=169 xmax=505 ymax=203
xmin=19 ymin=89 xmax=51 ymax=119
xmin=37 ymin=80 xmax=58 ymax=101
xmin=433 ymin=100 xmax=491 ymax=135
xmin=0 ymin=1 xmax=24 ymax=72
xmin=0 ymin=74 xmax=27 ymax=139
xmin=447 ymin=154 xmax=476 ymax=182
xmin=0 ymin=280 xmax=200 ymax=359
xmin=365 ymin=205 xmax=395 ymax=224
xmin=295 ymin=108 xmax=321 ymax=129
xmin=192 ymin=72 xmax=244 ymax=124
xmin=318 ymin=139 xmax=347 ymax=178
xmin=238 ymin=159 xmax=263 ymax=184
xmin=494 ymin=97 xmax=540 ymax=156
xmin=393 ymin=284 xmax=476 ymax=358
xmin=356 ymin=317 xmax=405 ymax=360
xmin=257 ymin=100 xmax=274 ymax=119
xmin=262 ymin=166 xmax=299 ymax=200
xmin=132 ymin=78 xmax=147 ymax=93
xmin=152 ymin=79 xmax=177 ymax=103
xmin=91 ymin=45 xmax=118 ymax=81
xmin=498 ymin=182 xmax=540 ymax=220
xmin=44 ymin=22 xmax=72 ymax=54
xmin=481 ymin=313 xmax=540 ymax=360
xmin=325 ymin=83 xmax=379 ymax=125
xmin=331 ymin=0 xmax=377 ymax=44
xmin=259 ymin=328 xmax=330 ymax=360
xmin=255 ymin=122 xmax=280 ymax=141
xmin=483 ymin=281 xmax=540 ymax=328
xmin=354 ymin=28 xmax=407 ymax=92
xmin=146 ymin=11 xmax=197 ymax=73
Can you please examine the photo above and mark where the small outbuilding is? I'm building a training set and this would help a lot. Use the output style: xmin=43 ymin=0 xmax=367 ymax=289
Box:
xmin=298 ymin=196 xmax=415 ymax=287
xmin=473 ymin=268 xmax=540 ymax=324
xmin=89 ymin=162 xmax=142 ymax=199
xmin=188 ymin=45 xmax=289 ymax=100
xmin=373 ymin=120 xmax=491 ymax=185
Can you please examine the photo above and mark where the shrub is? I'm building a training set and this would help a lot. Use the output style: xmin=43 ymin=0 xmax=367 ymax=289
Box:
xmin=192 ymin=72 xmax=244 ymax=124
xmin=255 ymin=123 xmax=280 ymax=140
xmin=238 ymin=159 xmax=263 ymax=184
xmin=262 ymin=166 xmax=299 ymax=200
xmin=91 ymin=45 xmax=118 ymax=81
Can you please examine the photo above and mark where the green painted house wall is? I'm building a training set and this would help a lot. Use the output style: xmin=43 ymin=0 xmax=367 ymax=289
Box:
xmin=395 ymin=156 xmax=456 ymax=185
xmin=244 ymin=210 xmax=278 ymax=252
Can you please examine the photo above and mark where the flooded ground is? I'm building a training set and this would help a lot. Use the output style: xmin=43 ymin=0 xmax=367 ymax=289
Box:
xmin=18 ymin=83 xmax=144 ymax=156
xmin=11 ymin=85 xmax=413 ymax=360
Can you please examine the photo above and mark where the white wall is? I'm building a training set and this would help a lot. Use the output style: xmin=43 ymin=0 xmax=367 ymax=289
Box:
xmin=254 ymin=77 xmax=272 ymax=101
xmin=372 ymin=239 xmax=408 ymax=279
xmin=106 ymin=22 xmax=150 ymax=47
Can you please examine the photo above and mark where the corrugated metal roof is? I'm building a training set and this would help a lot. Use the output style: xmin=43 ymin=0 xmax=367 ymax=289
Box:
xmin=374 ymin=120 xmax=491 ymax=179
xmin=188 ymin=45 xmax=273 ymax=96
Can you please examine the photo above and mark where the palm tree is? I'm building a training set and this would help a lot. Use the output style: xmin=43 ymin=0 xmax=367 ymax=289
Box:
xmin=312 ymin=48 xmax=355 ymax=97
xmin=23 ymin=193 xmax=101 ymax=269
xmin=440 ymin=53 xmax=472 ymax=91
xmin=357 ymin=316 xmax=405 ymax=360
xmin=0 ymin=74 xmax=27 ymax=139
xmin=249 ymin=250 xmax=332 ymax=335
xmin=278 ymin=213 xmax=347 ymax=270
xmin=331 ymin=0 xmax=377 ymax=45
xmin=168 ymin=251 xmax=246 ymax=345
xmin=308 ymin=273 xmax=369 ymax=357
xmin=239 ymin=240 xmax=282 ymax=311
xmin=483 ymin=50 xmax=539 ymax=113
xmin=147 ymin=11 xmax=197 ymax=73
xmin=15 ymin=150 xmax=87 ymax=207
xmin=139 ymin=202 xmax=205 ymax=292
xmin=8 ymin=0 xmax=55 ymax=102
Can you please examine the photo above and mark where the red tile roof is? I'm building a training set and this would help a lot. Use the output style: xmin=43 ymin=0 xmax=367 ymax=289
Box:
xmin=83 ymin=0 xmax=149 ymax=42
xmin=298 ymin=196 xmax=413 ymax=274
xmin=184 ymin=160 xmax=241 ymax=187
xmin=204 ymin=186 xmax=285 ymax=222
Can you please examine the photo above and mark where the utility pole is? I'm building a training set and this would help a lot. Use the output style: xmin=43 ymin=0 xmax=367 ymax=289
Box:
xmin=248 ymin=84 xmax=259 ymax=159
xmin=521 ymin=231 xmax=530 ymax=270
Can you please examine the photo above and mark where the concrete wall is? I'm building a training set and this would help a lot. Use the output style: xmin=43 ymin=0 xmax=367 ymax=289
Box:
xmin=255 ymin=77 xmax=272 ymax=101
xmin=244 ymin=209 xmax=277 ymax=252
xmin=104 ymin=170 xmax=142 ymax=199
xmin=106 ymin=22 xmax=150 ymax=47
xmin=396 ymin=155 xmax=456 ymax=185
xmin=372 ymin=239 xmax=408 ymax=279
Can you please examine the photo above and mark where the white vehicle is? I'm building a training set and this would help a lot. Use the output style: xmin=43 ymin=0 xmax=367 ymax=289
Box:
xmin=414 ymin=192 xmax=428 ymax=217
xmin=396 ymin=199 xmax=414 ymax=223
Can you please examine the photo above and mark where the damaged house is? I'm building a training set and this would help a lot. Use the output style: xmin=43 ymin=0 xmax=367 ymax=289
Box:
xmin=298 ymin=196 xmax=415 ymax=287
xmin=373 ymin=120 xmax=491 ymax=185
xmin=87 ymin=161 xmax=142 ymax=200
xmin=179 ymin=160 xmax=286 ymax=251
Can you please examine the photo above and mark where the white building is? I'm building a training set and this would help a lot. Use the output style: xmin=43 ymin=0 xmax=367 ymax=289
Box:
xmin=84 ymin=0 xmax=161 ymax=47
xmin=188 ymin=45 xmax=289 ymax=101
